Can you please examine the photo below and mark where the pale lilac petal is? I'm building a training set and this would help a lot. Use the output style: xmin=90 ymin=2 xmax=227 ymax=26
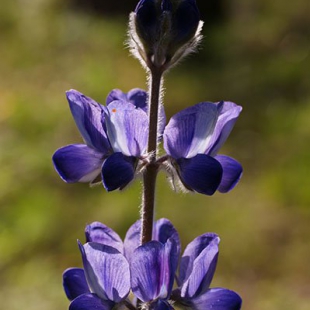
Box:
xmin=130 ymin=240 xmax=178 ymax=302
xmin=101 ymin=152 xmax=136 ymax=191
xmin=105 ymin=101 xmax=148 ymax=156
xmin=66 ymin=90 xmax=110 ymax=153
xmin=189 ymin=288 xmax=242 ymax=310
xmin=79 ymin=242 xmax=130 ymax=303
xmin=107 ymin=88 xmax=166 ymax=139
xmin=52 ymin=144 xmax=104 ymax=183
xmin=215 ymin=155 xmax=242 ymax=193
xmin=207 ymin=101 xmax=242 ymax=156
xmin=85 ymin=222 xmax=123 ymax=254
xmin=163 ymin=102 xmax=219 ymax=159
xmin=179 ymin=234 xmax=220 ymax=299
xmin=69 ymin=293 xmax=114 ymax=310
xmin=176 ymin=154 xmax=223 ymax=195
xmin=153 ymin=218 xmax=181 ymax=257
xmin=124 ymin=220 xmax=141 ymax=263
xmin=63 ymin=268 xmax=90 ymax=301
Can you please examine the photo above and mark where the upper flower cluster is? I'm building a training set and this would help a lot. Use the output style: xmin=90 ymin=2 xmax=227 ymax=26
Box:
xmin=53 ymin=88 xmax=242 ymax=196
xmin=53 ymin=88 xmax=164 ymax=191
xmin=63 ymin=219 xmax=242 ymax=310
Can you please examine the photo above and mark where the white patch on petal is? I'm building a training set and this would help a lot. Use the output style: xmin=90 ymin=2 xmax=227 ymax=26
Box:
xmin=186 ymin=103 xmax=219 ymax=158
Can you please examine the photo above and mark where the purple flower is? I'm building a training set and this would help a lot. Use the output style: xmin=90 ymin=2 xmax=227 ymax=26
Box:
xmin=63 ymin=219 xmax=241 ymax=310
xmin=125 ymin=219 xmax=242 ymax=310
xmin=63 ymin=222 xmax=131 ymax=310
xmin=130 ymin=240 xmax=178 ymax=310
xmin=163 ymin=101 xmax=243 ymax=195
xmin=63 ymin=219 xmax=179 ymax=310
xmin=125 ymin=218 xmax=181 ymax=310
xmin=52 ymin=88 xmax=152 ymax=191
xmin=172 ymin=233 xmax=242 ymax=310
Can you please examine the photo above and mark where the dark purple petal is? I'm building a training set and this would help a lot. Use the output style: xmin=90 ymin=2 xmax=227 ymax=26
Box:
xmin=124 ymin=220 xmax=141 ymax=263
xmin=130 ymin=240 xmax=178 ymax=302
xmin=85 ymin=222 xmax=123 ymax=254
xmin=66 ymin=90 xmax=110 ymax=153
xmin=215 ymin=155 xmax=242 ymax=193
xmin=207 ymin=101 xmax=242 ymax=156
xmin=163 ymin=102 xmax=219 ymax=159
xmin=135 ymin=0 xmax=158 ymax=40
xmin=79 ymin=242 xmax=130 ymax=303
xmin=176 ymin=154 xmax=223 ymax=195
xmin=69 ymin=293 xmax=114 ymax=310
xmin=127 ymin=88 xmax=148 ymax=112
xmin=189 ymin=288 xmax=242 ymax=310
xmin=149 ymin=299 xmax=174 ymax=310
xmin=105 ymin=101 xmax=148 ymax=156
xmin=63 ymin=268 xmax=90 ymax=301
xmin=154 ymin=218 xmax=180 ymax=257
xmin=173 ymin=0 xmax=200 ymax=45
xmin=179 ymin=234 xmax=220 ymax=299
xmin=101 ymin=152 xmax=136 ymax=191
xmin=106 ymin=89 xmax=127 ymax=105
xmin=53 ymin=144 xmax=104 ymax=183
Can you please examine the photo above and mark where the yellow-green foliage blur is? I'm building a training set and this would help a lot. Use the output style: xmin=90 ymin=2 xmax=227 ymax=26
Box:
xmin=1 ymin=0 xmax=310 ymax=309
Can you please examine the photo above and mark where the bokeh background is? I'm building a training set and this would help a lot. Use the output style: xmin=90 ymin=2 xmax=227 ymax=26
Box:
xmin=1 ymin=0 xmax=310 ymax=309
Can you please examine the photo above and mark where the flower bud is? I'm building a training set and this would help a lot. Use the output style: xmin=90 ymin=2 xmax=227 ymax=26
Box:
xmin=128 ymin=0 xmax=203 ymax=71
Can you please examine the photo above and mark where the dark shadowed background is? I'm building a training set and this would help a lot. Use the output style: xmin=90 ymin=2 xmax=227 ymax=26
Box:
xmin=1 ymin=0 xmax=310 ymax=309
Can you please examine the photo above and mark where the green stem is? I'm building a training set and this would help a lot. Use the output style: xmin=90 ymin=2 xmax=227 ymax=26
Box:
xmin=141 ymin=67 xmax=163 ymax=244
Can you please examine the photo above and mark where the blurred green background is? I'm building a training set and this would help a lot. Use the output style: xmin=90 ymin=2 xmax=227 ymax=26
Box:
xmin=1 ymin=0 xmax=310 ymax=309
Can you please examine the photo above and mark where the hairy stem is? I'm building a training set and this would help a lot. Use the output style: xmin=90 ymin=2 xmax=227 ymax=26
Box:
xmin=141 ymin=67 xmax=163 ymax=244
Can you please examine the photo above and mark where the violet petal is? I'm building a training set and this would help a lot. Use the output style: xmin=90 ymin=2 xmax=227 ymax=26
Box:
xmin=63 ymin=268 xmax=90 ymax=301
xmin=66 ymin=90 xmax=110 ymax=153
xmin=124 ymin=218 xmax=180 ymax=263
xmin=128 ymin=88 xmax=166 ymax=138
xmin=101 ymin=152 xmax=136 ymax=191
xmin=127 ymin=88 xmax=148 ymax=112
xmin=207 ymin=101 xmax=242 ymax=156
xmin=79 ymin=242 xmax=130 ymax=303
xmin=176 ymin=154 xmax=223 ymax=195
xmin=215 ymin=155 xmax=243 ymax=193
xmin=124 ymin=220 xmax=141 ymax=263
xmin=52 ymin=144 xmax=104 ymax=183
xmin=153 ymin=218 xmax=181 ymax=257
xmin=69 ymin=293 xmax=114 ymax=310
xmin=189 ymin=288 xmax=242 ymax=310
xmin=130 ymin=240 xmax=178 ymax=302
xmin=163 ymin=102 xmax=219 ymax=159
xmin=85 ymin=222 xmax=123 ymax=254
xmin=106 ymin=89 xmax=127 ymax=105
xmin=105 ymin=101 xmax=148 ymax=157
xmin=179 ymin=234 xmax=220 ymax=299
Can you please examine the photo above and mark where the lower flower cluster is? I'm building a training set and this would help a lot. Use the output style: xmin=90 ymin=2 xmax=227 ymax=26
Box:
xmin=64 ymin=219 xmax=241 ymax=310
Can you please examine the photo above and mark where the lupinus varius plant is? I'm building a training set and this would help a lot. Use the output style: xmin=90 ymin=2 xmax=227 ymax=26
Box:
xmin=53 ymin=1 xmax=243 ymax=309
